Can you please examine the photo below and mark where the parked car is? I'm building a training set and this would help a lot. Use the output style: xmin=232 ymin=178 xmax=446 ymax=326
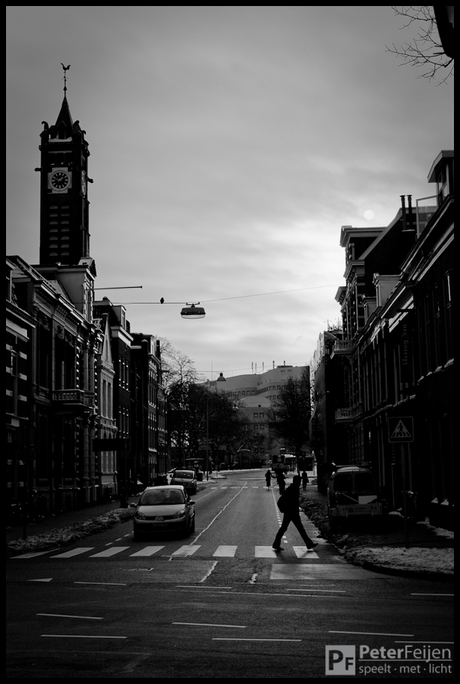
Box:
xmin=133 ymin=485 xmax=195 ymax=540
xmin=170 ymin=469 xmax=198 ymax=494
xmin=327 ymin=466 xmax=383 ymax=529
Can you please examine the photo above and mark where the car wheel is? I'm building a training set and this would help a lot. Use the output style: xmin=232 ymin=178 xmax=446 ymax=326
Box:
xmin=187 ymin=517 xmax=195 ymax=536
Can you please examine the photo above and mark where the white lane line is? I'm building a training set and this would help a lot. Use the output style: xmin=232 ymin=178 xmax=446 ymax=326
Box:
xmin=176 ymin=585 xmax=233 ymax=589
xmin=37 ymin=613 xmax=103 ymax=620
xmin=51 ymin=547 xmax=94 ymax=558
xmin=193 ymin=487 xmax=244 ymax=543
xmin=89 ymin=546 xmax=130 ymax=558
xmin=41 ymin=634 xmax=126 ymax=639
xmin=411 ymin=593 xmax=454 ymax=596
xmin=330 ymin=630 xmax=414 ymax=637
xmin=213 ymin=545 xmax=237 ymax=557
xmin=74 ymin=581 xmax=127 ymax=586
xmin=29 ymin=578 xmax=53 ymax=582
xmin=213 ymin=638 xmax=302 ymax=642
xmin=200 ymin=560 xmax=218 ymax=583
xmin=130 ymin=546 xmax=165 ymax=557
xmin=285 ymin=588 xmax=347 ymax=593
xmin=173 ymin=622 xmax=246 ymax=629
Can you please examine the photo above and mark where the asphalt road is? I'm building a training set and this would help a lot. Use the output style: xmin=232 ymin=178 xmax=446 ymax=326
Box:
xmin=6 ymin=471 xmax=454 ymax=679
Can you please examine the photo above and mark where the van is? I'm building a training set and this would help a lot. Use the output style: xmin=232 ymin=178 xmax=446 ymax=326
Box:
xmin=327 ymin=466 xmax=382 ymax=528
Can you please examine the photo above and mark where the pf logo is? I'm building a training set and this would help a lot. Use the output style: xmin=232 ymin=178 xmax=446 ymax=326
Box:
xmin=325 ymin=646 xmax=356 ymax=675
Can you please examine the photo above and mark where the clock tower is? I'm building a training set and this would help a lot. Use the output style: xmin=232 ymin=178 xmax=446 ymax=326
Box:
xmin=38 ymin=69 xmax=91 ymax=266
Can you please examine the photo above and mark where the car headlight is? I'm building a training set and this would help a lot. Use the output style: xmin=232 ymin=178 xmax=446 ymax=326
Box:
xmin=172 ymin=509 xmax=186 ymax=518
xmin=135 ymin=511 xmax=146 ymax=520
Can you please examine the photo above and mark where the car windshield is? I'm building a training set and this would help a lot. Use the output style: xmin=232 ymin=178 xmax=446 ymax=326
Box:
xmin=174 ymin=472 xmax=193 ymax=479
xmin=140 ymin=489 xmax=185 ymax=505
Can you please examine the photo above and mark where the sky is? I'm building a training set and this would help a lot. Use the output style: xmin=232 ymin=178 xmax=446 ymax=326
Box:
xmin=6 ymin=6 xmax=454 ymax=381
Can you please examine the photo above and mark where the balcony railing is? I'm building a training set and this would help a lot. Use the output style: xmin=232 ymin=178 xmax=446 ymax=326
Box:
xmin=334 ymin=405 xmax=362 ymax=423
xmin=331 ymin=340 xmax=353 ymax=357
xmin=52 ymin=389 xmax=95 ymax=408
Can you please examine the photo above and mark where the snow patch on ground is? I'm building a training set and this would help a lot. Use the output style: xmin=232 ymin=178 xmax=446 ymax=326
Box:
xmin=7 ymin=507 xmax=135 ymax=553
xmin=345 ymin=545 xmax=454 ymax=575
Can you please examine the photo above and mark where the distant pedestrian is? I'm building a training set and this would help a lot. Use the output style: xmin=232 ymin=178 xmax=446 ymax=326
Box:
xmin=276 ymin=471 xmax=286 ymax=494
xmin=301 ymin=471 xmax=309 ymax=491
xmin=272 ymin=475 xmax=317 ymax=552
xmin=265 ymin=470 xmax=272 ymax=487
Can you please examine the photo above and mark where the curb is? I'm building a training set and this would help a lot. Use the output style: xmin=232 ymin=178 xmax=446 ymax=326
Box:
xmin=356 ymin=560 xmax=454 ymax=583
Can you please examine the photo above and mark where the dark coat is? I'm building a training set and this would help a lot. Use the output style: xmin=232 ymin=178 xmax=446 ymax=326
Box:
xmin=279 ymin=483 xmax=301 ymax=514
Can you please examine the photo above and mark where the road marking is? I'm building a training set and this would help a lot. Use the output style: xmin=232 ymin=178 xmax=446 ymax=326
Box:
xmin=51 ymin=547 xmax=95 ymax=558
xmin=41 ymin=634 xmax=126 ymax=639
xmin=171 ymin=545 xmax=201 ymax=557
xmin=173 ymin=622 xmax=246 ymax=629
xmin=255 ymin=546 xmax=280 ymax=558
xmin=74 ymin=581 xmax=127 ymax=586
xmin=29 ymin=578 xmax=53 ymax=582
xmin=330 ymin=630 xmax=414 ymax=637
xmin=270 ymin=564 xmax=376 ymax=580
xmin=193 ymin=488 xmax=244 ymax=543
xmin=293 ymin=546 xmax=319 ymax=559
xmin=212 ymin=638 xmax=302 ymax=642
xmin=37 ymin=613 xmax=103 ymax=620
xmin=411 ymin=593 xmax=454 ymax=597
xmin=89 ymin=546 xmax=130 ymax=558
xmin=176 ymin=585 xmax=232 ymax=589
xmin=213 ymin=545 xmax=237 ymax=557
xmin=130 ymin=546 xmax=164 ymax=557
xmin=285 ymin=588 xmax=347 ymax=593
xmin=12 ymin=542 xmax=325 ymax=560
xmin=11 ymin=551 xmax=56 ymax=559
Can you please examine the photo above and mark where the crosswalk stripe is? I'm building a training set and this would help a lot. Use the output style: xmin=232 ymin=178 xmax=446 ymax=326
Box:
xmin=11 ymin=551 xmax=56 ymax=559
xmin=51 ymin=548 xmax=95 ymax=558
xmin=293 ymin=546 xmax=319 ymax=559
xmin=255 ymin=546 xmax=280 ymax=558
xmin=171 ymin=545 xmax=201 ymax=557
xmin=213 ymin=545 xmax=237 ymax=557
xmin=130 ymin=546 xmax=165 ymax=557
xmin=89 ymin=547 xmax=130 ymax=558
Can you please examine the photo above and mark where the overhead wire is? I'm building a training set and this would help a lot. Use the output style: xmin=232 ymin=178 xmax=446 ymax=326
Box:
xmin=109 ymin=283 xmax=337 ymax=306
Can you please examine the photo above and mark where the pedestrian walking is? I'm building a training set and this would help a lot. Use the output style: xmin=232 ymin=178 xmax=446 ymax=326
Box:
xmin=265 ymin=469 xmax=272 ymax=487
xmin=272 ymin=475 xmax=318 ymax=552
xmin=276 ymin=471 xmax=286 ymax=494
xmin=301 ymin=471 xmax=309 ymax=491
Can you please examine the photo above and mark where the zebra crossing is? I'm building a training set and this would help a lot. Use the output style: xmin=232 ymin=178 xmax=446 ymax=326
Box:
xmin=11 ymin=544 xmax=320 ymax=561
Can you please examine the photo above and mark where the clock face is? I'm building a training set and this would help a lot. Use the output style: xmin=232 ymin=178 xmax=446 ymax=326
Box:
xmin=50 ymin=170 xmax=70 ymax=191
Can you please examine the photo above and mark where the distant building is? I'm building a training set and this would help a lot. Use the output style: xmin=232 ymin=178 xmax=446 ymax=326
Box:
xmin=207 ymin=364 xmax=310 ymax=465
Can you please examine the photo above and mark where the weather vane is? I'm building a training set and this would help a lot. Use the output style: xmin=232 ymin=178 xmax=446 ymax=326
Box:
xmin=61 ymin=63 xmax=71 ymax=93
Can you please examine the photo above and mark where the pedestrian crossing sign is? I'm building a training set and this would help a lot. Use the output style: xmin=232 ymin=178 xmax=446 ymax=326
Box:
xmin=388 ymin=416 xmax=414 ymax=442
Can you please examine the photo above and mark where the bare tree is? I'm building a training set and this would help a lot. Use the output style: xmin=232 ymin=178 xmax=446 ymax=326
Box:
xmin=268 ymin=368 xmax=311 ymax=461
xmin=157 ymin=337 xmax=198 ymax=389
xmin=386 ymin=6 xmax=454 ymax=84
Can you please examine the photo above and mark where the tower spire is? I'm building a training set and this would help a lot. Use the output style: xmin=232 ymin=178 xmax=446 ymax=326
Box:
xmin=61 ymin=63 xmax=71 ymax=95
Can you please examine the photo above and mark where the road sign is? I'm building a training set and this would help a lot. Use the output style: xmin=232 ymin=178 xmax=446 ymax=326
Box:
xmin=388 ymin=416 xmax=414 ymax=443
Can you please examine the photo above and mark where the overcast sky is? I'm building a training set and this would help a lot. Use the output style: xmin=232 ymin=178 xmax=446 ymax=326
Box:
xmin=6 ymin=6 xmax=454 ymax=380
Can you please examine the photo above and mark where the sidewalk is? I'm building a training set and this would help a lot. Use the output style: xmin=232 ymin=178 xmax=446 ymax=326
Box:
xmin=6 ymin=496 xmax=138 ymax=546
